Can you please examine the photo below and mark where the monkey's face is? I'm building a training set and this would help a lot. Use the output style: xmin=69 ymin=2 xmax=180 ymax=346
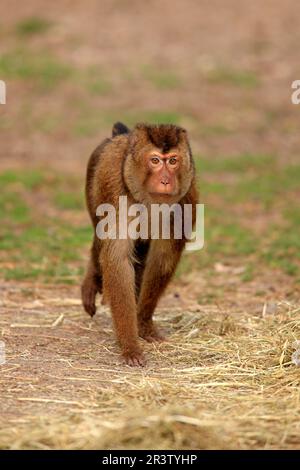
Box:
xmin=124 ymin=124 xmax=195 ymax=205
xmin=145 ymin=151 xmax=180 ymax=198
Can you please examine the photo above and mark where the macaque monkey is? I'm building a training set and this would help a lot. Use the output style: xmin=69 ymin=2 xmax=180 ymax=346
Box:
xmin=82 ymin=122 xmax=198 ymax=366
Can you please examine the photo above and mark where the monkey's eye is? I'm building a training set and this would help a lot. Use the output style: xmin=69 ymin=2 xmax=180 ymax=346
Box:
xmin=151 ymin=156 xmax=160 ymax=165
xmin=168 ymin=157 xmax=177 ymax=165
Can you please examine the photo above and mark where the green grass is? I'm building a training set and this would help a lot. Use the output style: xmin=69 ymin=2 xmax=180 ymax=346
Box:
xmin=0 ymin=47 xmax=115 ymax=97
xmin=0 ymin=169 xmax=45 ymax=189
xmin=0 ymin=169 xmax=91 ymax=283
xmin=73 ymin=114 xmax=104 ymax=137
xmin=199 ymin=124 xmax=234 ymax=137
xmin=15 ymin=17 xmax=52 ymax=37
xmin=73 ymin=109 xmax=181 ymax=136
xmin=139 ymin=110 xmax=181 ymax=125
xmin=86 ymin=77 xmax=112 ymax=96
xmin=34 ymin=114 xmax=61 ymax=134
xmin=76 ymin=65 xmax=113 ymax=96
xmin=0 ymin=116 xmax=11 ymax=130
xmin=262 ymin=205 xmax=300 ymax=276
xmin=207 ymin=66 xmax=259 ymax=88
xmin=203 ymin=212 xmax=257 ymax=260
xmin=0 ymin=154 xmax=299 ymax=283
xmin=241 ymin=265 xmax=254 ymax=282
xmin=198 ymin=153 xmax=276 ymax=174
xmin=0 ymin=192 xmax=30 ymax=224
xmin=192 ymin=153 xmax=300 ymax=277
xmin=196 ymin=155 xmax=300 ymax=210
xmin=0 ymin=49 xmax=73 ymax=89
xmin=0 ymin=219 xmax=92 ymax=283
xmin=54 ymin=191 xmax=84 ymax=210
xmin=2 ymin=264 xmax=84 ymax=283
xmin=141 ymin=66 xmax=182 ymax=90
xmin=234 ymin=164 xmax=300 ymax=208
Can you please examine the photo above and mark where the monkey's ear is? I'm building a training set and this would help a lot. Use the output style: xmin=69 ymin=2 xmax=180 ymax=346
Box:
xmin=179 ymin=127 xmax=187 ymax=136
xmin=178 ymin=127 xmax=189 ymax=143
xmin=129 ymin=123 xmax=148 ymax=147
xmin=112 ymin=122 xmax=130 ymax=138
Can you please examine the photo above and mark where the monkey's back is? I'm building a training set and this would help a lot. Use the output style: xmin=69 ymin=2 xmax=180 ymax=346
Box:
xmin=85 ymin=135 xmax=129 ymax=226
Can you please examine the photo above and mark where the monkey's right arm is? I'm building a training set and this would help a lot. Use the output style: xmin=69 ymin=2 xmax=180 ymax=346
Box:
xmin=100 ymin=238 xmax=144 ymax=366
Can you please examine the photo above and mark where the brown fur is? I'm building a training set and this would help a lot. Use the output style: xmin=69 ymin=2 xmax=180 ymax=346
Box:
xmin=135 ymin=123 xmax=184 ymax=152
xmin=81 ymin=122 xmax=198 ymax=366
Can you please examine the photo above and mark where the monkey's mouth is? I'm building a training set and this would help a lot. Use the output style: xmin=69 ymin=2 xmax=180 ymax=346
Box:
xmin=149 ymin=191 xmax=178 ymax=201
xmin=151 ymin=183 xmax=177 ymax=196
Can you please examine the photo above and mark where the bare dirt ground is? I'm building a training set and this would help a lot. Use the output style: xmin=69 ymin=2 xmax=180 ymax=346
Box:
xmin=0 ymin=0 xmax=300 ymax=449
xmin=1 ymin=275 xmax=300 ymax=449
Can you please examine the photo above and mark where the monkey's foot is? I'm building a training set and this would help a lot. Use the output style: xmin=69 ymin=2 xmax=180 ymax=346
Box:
xmin=138 ymin=323 xmax=165 ymax=343
xmin=123 ymin=349 xmax=145 ymax=367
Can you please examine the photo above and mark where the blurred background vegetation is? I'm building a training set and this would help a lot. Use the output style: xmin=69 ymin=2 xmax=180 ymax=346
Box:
xmin=0 ymin=0 xmax=299 ymax=300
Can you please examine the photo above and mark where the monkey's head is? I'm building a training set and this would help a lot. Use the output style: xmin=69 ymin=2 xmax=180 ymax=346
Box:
xmin=124 ymin=123 xmax=195 ymax=205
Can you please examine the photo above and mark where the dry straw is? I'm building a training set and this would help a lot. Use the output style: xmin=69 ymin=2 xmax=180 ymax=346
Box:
xmin=0 ymin=298 xmax=300 ymax=449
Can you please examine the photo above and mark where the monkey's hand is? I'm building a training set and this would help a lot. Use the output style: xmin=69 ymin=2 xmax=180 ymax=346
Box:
xmin=81 ymin=277 xmax=97 ymax=317
xmin=123 ymin=347 xmax=145 ymax=367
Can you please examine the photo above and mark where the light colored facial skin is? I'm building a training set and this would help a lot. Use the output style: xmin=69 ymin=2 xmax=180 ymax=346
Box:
xmin=146 ymin=151 xmax=181 ymax=196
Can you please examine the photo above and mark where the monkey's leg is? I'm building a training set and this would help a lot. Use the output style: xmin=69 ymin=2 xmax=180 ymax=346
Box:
xmin=101 ymin=240 xmax=144 ymax=367
xmin=81 ymin=259 xmax=102 ymax=317
xmin=134 ymin=263 xmax=145 ymax=303
xmin=137 ymin=239 xmax=184 ymax=342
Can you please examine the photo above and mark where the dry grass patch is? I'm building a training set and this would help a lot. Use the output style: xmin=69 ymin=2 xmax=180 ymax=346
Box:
xmin=1 ymin=292 xmax=300 ymax=449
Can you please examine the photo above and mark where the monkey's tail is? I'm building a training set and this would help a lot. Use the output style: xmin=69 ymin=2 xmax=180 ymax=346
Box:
xmin=112 ymin=122 xmax=130 ymax=138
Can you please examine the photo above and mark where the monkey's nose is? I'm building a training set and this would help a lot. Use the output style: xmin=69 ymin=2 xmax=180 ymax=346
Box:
xmin=161 ymin=179 xmax=169 ymax=185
